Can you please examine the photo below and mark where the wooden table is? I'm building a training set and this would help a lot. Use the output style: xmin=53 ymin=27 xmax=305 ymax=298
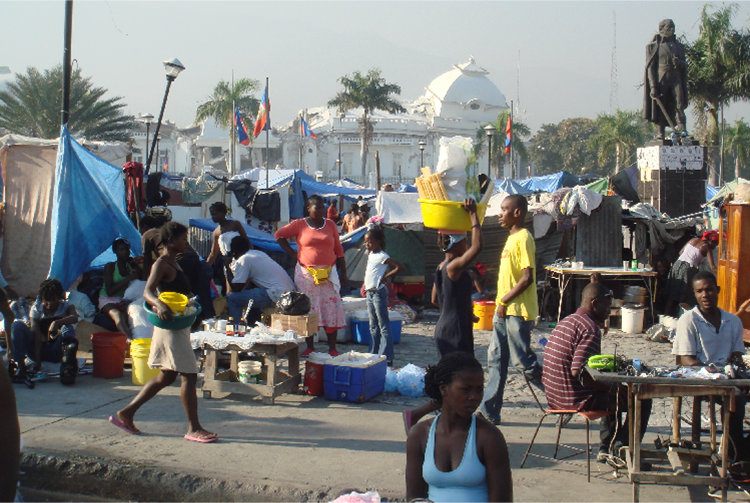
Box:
xmin=544 ymin=266 xmax=658 ymax=323
xmin=191 ymin=331 xmax=304 ymax=404
xmin=586 ymin=367 xmax=750 ymax=502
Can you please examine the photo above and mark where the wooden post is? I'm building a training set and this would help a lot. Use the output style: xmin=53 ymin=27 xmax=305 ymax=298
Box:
xmin=375 ymin=150 xmax=381 ymax=193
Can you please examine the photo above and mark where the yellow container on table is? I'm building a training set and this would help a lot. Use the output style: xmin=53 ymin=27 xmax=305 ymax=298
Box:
xmin=473 ymin=301 xmax=496 ymax=330
xmin=158 ymin=292 xmax=188 ymax=315
xmin=418 ymin=200 xmax=488 ymax=232
xmin=130 ymin=338 xmax=160 ymax=385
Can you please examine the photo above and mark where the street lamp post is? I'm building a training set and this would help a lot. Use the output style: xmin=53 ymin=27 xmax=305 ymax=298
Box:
xmin=140 ymin=113 xmax=154 ymax=165
xmin=338 ymin=113 xmax=344 ymax=180
xmin=418 ymin=140 xmax=426 ymax=168
xmin=336 ymin=158 xmax=342 ymax=180
xmin=146 ymin=58 xmax=185 ymax=176
xmin=484 ymin=124 xmax=495 ymax=178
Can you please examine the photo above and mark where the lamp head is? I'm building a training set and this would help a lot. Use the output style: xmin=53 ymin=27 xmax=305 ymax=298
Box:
xmin=418 ymin=140 xmax=426 ymax=151
xmin=141 ymin=112 xmax=154 ymax=124
xmin=164 ymin=58 xmax=185 ymax=80
xmin=484 ymin=124 xmax=495 ymax=137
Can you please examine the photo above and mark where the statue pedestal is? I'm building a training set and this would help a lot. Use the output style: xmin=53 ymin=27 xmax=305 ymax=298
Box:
xmin=637 ymin=145 xmax=706 ymax=218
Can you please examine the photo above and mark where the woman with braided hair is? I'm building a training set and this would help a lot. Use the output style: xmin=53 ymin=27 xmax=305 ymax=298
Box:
xmin=406 ymin=352 xmax=513 ymax=502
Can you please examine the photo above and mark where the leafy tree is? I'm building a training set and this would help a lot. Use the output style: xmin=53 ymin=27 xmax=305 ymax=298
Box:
xmin=529 ymin=118 xmax=598 ymax=175
xmin=589 ymin=110 xmax=651 ymax=174
xmin=475 ymin=110 xmax=530 ymax=178
xmin=194 ymin=78 xmax=259 ymax=130
xmin=724 ymin=118 xmax=750 ymax=180
xmin=685 ymin=3 xmax=750 ymax=145
xmin=328 ymin=68 xmax=406 ymax=177
xmin=0 ymin=65 xmax=136 ymax=142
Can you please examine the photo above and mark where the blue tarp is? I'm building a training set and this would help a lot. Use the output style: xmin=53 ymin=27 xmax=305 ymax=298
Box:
xmin=513 ymin=171 xmax=580 ymax=193
xmin=706 ymin=184 xmax=719 ymax=202
xmin=235 ymin=168 xmax=377 ymax=199
xmin=49 ymin=126 xmax=142 ymax=289
xmin=189 ymin=218 xmax=367 ymax=254
xmin=495 ymin=178 xmax=534 ymax=195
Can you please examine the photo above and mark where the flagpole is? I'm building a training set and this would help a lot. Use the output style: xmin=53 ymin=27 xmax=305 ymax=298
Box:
xmin=231 ymin=71 xmax=235 ymax=176
xmin=509 ymin=100 xmax=514 ymax=179
xmin=299 ymin=111 xmax=303 ymax=173
xmin=265 ymin=76 xmax=270 ymax=189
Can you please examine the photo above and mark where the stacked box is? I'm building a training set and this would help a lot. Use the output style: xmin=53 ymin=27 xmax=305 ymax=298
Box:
xmin=270 ymin=313 xmax=319 ymax=336
xmin=324 ymin=353 xmax=387 ymax=403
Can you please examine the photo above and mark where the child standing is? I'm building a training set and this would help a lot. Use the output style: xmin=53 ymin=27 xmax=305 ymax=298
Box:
xmin=363 ymin=227 xmax=404 ymax=365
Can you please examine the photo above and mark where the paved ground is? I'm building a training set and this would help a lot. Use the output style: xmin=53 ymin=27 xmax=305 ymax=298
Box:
xmin=12 ymin=317 xmax=714 ymax=502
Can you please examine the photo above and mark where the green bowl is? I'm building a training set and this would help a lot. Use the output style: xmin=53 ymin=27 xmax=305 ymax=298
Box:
xmin=143 ymin=302 xmax=202 ymax=330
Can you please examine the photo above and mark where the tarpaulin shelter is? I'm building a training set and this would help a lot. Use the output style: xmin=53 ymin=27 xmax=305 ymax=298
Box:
xmin=49 ymin=126 xmax=142 ymax=290
xmin=513 ymin=171 xmax=580 ymax=193
xmin=232 ymin=168 xmax=377 ymax=199
xmin=496 ymin=178 xmax=534 ymax=195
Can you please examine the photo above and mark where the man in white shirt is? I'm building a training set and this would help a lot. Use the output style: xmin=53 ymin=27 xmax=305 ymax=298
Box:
xmin=672 ymin=270 xmax=746 ymax=458
xmin=226 ymin=236 xmax=295 ymax=321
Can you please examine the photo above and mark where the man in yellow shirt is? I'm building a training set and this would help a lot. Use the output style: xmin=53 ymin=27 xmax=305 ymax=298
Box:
xmin=480 ymin=194 xmax=542 ymax=425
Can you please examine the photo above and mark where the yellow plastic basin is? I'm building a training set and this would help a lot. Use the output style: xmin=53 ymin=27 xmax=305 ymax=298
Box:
xmin=418 ymin=200 xmax=488 ymax=232
xmin=158 ymin=292 xmax=188 ymax=315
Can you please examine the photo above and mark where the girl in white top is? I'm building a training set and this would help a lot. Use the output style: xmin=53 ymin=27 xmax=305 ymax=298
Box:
xmin=363 ymin=226 xmax=404 ymax=364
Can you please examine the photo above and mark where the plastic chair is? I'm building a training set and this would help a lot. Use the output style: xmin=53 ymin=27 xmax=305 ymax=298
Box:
xmin=520 ymin=374 xmax=613 ymax=482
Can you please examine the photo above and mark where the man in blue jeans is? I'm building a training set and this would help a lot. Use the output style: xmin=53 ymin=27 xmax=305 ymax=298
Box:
xmin=226 ymin=236 xmax=295 ymax=321
xmin=480 ymin=195 xmax=542 ymax=425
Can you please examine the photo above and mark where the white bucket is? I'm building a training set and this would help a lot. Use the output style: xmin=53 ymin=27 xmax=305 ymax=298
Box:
xmin=238 ymin=361 xmax=262 ymax=384
xmin=621 ymin=305 xmax=645 ymax=334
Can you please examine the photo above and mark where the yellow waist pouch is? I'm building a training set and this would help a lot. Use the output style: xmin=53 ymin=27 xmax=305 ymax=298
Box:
xmin=306 ymin=266 xmax=332 ymax=285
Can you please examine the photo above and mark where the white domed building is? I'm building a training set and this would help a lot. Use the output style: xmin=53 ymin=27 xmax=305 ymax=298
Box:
xmin=277 ymin=57 xmax=510 ymax=185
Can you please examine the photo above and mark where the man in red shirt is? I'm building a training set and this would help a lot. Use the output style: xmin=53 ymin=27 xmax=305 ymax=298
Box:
xmin=326 ymin=199 xmax=339 ymax=222
xmin=542 ymin=282 xmax=652 ymax=462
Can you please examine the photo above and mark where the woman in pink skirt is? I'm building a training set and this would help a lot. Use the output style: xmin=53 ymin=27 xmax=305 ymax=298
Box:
xmin=275 ymin=195 xmax=347 ymax=356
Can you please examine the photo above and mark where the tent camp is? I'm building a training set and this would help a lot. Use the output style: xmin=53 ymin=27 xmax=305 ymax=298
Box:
xmin=232 ymin=168 xmax=377 ymax=199
xmin=0 ymin=129 xmax=137 ymax=296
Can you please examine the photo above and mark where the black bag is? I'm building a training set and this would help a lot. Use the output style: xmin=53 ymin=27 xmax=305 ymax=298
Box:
xmin=276 ymin=291 xmax=311 ymax=315
xmin=59 ymin=338 xmax=78 ymax=386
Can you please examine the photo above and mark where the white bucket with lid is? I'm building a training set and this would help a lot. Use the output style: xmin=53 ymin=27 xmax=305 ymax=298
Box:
xmin=238 ymin=360 xmax=262 ymax=384
xmin=621 ymin=304 xmax=645 ymax=334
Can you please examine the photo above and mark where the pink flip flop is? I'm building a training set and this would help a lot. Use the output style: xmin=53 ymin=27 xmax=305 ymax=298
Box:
xmin=109 ymin=415 xmax=140 ymax=435
xmin=184 ymin=433 xmax=218 ymax=443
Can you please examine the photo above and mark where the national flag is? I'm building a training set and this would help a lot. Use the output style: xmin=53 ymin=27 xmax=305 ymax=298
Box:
xmin=253 ymin=85 xmax=270 ymax=138
xmin=163 ymin=149 xmax=169 ymax=171
xmin=504 ymin=116 xmax=512 ymax=154
xmin=301 ymin=118 xmax=318 ymax=139
xmin=235 ymin=105 xmax=250 ymax=145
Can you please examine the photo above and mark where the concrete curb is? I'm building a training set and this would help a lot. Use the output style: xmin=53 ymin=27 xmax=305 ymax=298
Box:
xmin=21 ymin=450 xmax=330 ymax=502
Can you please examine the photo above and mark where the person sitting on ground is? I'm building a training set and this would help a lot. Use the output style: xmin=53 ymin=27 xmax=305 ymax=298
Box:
xmin=664 ymin=231 xmax=719 ymax=317
xmin=406 ymin=352 xmax=513 ymax=503
xmin=468 ymin=262 xmax=491 ymax=301
xmin=226 ymin=236 xmax=295 ymax=321
xmin=542 ymin=282 xmax=653 ymax=463
xmin=340 ymin=204 xmax=360 ymax=234
xmin=672 ymin=271 xmax=746 ymax=459
xmin=8 ymin=279 xmax=79 ymax=378
xmin=99 ymin=238 xmax=141 ymax=339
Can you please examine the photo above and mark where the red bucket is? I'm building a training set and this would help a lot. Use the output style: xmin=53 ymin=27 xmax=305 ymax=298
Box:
xmin=91 ymin=332 xmax=128 ymax=378
xmin=303 ymin=359 xmax=325 ymax=396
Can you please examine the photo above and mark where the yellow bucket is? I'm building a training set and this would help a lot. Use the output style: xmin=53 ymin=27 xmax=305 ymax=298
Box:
xmin=473 ymin=301 xmax=496 ymax=330
xmin=418 ymin=200 xmax=488 ymax=231
xmin=130 ymin=338 xmax=160 ymax=385
xmin=158 ymin=292 xmax=188 ymax=315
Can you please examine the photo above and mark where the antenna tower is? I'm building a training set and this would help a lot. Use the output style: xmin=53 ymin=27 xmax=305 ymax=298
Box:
xmin=610 ymin=11 xmax=619 ymax=112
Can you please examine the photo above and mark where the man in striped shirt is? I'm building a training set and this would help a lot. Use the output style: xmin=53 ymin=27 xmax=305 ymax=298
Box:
xmin=542 ymin=283 xmax=652 ymax=461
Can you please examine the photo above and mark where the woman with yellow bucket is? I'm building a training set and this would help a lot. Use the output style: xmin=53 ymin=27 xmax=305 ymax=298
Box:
xmin=275 ymin=195 xmax=347 ymax=357
xmin=110 ymin=222 xmax=217 ymax=443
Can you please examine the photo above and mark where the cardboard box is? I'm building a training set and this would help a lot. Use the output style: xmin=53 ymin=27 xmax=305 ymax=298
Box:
xmin=270 ymin=312 xmax=319 ymax=336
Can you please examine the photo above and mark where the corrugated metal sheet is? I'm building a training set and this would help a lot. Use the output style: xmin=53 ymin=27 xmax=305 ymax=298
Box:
xmin=575 ymin=195 xmax=622 ymax=268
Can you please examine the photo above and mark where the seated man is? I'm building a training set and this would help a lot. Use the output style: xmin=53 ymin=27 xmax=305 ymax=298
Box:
xmin=8 ymin=279 xmax=78 ymax=378
xmin=672 ymin=270 xmax=746 ymax=458
xmin=542 ymin=282 xmax=652 ymax=462
xmin=226 ymin=236 xmax=294 ymax=321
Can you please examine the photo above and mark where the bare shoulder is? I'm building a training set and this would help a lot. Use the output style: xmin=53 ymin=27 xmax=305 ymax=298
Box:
xmin=407 ymin=416 xmax=434 ymax=448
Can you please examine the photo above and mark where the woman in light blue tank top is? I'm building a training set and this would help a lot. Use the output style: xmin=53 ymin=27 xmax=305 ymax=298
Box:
xmin=406 ymin=352 xmax=513 ymax=502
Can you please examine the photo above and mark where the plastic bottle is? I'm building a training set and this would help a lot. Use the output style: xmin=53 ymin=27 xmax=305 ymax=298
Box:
xmin=226 ymin=317 xmax=235 ymax=336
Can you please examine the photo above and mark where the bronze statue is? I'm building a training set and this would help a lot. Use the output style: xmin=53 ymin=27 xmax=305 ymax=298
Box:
xmin=643 ymin=19 xmax=688 ymax=139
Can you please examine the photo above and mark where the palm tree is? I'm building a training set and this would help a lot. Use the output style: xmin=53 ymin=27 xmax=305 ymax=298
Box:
xmin=475 ymin=110 xmax=530 ymax=178
xmin=686 ymin=4 xmax=750 ymax=146
xmin=589 ymin=110 xmax=650 ymax=174
xmin=328 ymin=68 xmax=406 ymax=177
xmin=0 ymin=66 xmax=136 ymax=142
xmin=194 ymin=78 xmax=259 ymax=130
xmin=724 ymin=118 xmax=750 ymax=180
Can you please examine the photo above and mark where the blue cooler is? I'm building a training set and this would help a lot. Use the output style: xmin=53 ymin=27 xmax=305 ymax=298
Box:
xmin=324 ymin=353 xmax=387 ymax=403
xmin=350 ymin=310 xmax=403 ymax=345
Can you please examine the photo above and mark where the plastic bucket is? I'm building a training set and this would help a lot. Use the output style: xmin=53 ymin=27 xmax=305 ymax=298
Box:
xmin=158 ymin=292 xmax=188 ymax=315
xmin=418 ymin=199 xmax=488 ymax=231
xmin=130 ymin=338 xmax=160 ymax=385
xmin=238 ymin=360 xmax=262 ymax=384
xmin=303 ymin=352 xmax=330 ymax=396
xmin=473 ymin=301 xmax=496 ymax=330
xmin=621 ymin=305 xmax=645 ymax=334
xmin=91 ymin=332 xmax=128 ymax=378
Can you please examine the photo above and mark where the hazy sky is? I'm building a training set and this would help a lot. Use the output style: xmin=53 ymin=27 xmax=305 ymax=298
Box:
xmin=3 ymin=1 xmax=750 ymax=135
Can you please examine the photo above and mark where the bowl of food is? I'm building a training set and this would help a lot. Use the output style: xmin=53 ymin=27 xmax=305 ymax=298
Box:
xmin=143 ymin=302 xmax=201 ymax=330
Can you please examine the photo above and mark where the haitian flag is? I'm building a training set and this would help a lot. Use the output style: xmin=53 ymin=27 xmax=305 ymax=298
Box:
xmin=504 ymin=116 xmax=512 ymax=154
xmin=163 ymin=149 xmax=169 ymax=171
xmin=253 ymin=85 xmax=270 ymax=138
xmin=301 ymin=118 xmax=317 ymax=139
xmin=235 ymin=105 xmax=250 ymax=145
